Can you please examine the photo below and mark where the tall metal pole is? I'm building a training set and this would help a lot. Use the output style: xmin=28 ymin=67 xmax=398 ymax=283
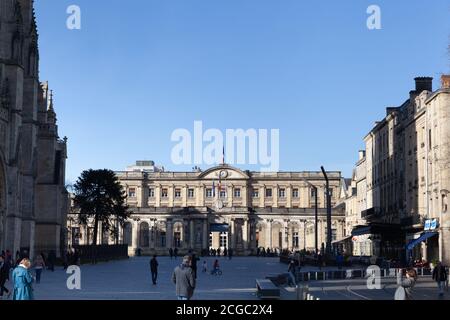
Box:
xmin=314 ymin=186 xmax=318 ymax=254
xmin=321 ymin=166 xmax=332 ymax=256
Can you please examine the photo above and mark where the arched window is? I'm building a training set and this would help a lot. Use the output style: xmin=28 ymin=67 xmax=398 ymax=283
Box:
xmin=123 ymin=222 xmax=132 ymax=246
xmin=139 ymin=222 xmax=150 ymax=247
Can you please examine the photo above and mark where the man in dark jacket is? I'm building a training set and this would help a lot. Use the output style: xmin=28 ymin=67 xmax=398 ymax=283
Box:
xmin=0 ymin=255 xmax=11 ymax=298
xmin=432 ymin=261 xmax=448 ymax=296
xmin=172 ymin=256 xmax=196 ymax=300
xmin=150 ymin=255 xmax=159 ymax=285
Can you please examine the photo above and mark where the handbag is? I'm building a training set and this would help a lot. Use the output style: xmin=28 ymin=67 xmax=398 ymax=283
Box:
xmin=394 ymin=286 xmax=406 ymax=300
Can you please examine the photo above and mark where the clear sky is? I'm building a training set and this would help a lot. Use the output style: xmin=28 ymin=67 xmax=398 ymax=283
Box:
xmin=34 ymin=0 xmax=450 ymax=184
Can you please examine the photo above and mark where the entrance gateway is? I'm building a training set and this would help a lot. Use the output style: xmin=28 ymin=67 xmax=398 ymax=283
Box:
xmin=209 ymin=223 xmax=229 ymax=252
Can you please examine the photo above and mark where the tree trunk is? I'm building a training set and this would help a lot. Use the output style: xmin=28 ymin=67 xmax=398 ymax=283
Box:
xmin=93 ymin=215 xmax=99 ymax=245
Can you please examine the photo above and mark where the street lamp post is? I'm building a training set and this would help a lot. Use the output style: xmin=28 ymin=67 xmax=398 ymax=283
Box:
xmin=321 ymin=166 xmax=332 ymax=256
xmin=302 ymin=178 xmax=319 ymax=254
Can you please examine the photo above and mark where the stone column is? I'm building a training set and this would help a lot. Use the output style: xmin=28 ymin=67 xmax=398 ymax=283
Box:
xmin=227 ymin=184 xmax=233 ymax=207
xmin=266 ymin=220 xmax=272 ymax=249
xmin=243 ymin=219 xmax=249 ymax=250
xmin=242 ymin=185 xmax=248 ymax=207
xmin=190 ymin=220 xmax=195 ymax=249
xmin=132 ymin=221 xmax=138 ymax=252
xmin=230 ymin=219 xmax=235 ymax=249
xmin=182 ymin=185 xmax=188 ymax=207
xmin=260 ymin=186 xmax=265 ymax=208
xmin=273 ymin=185 xmax=278 ymax=208
xmin=203 ymin=219 xmax=208 ymax=249
xmin=166 ymin=220 xmax=173 ymax=249
xmin=169 ymin=185 xmax=174 ymax=207
xmin=156 ymin=184 xmax=161 ymax=207
xmin=287 ymin=185 xmax=292 ymax=208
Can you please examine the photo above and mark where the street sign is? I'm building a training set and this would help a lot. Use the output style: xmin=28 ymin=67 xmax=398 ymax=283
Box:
xmin=424 ymin=219 xmax=439 ymax=231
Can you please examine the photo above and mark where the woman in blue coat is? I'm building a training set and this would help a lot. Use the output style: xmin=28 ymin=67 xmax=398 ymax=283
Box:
xmin=12 ymin=258 xmax=34 ymax=300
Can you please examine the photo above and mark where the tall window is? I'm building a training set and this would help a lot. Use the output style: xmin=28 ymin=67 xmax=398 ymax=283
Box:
xmin=128 ymin=188 xmax=136 ymax=198
xmin=265 ymin=188 xmax=273 ymax=198
xmin=148 ymin=188 xmax=155 ymax=198
xmin=139 ymin=222 xmax=150 ymax=247
xmin=160 ymin=232 xmax=166 ymax=247
xmin=206 ymin=188 xmax=213 ymax=198
xmin=292 ymin=232 xmax=299 ymax=248
xmin=292 ymin=189 xmax=299 ymax=198
xmin=252 ymin=189 xmax=259 ymax=198
xmin=234 ymin=188 xmax=241 ymax=198
xmin=174 ymin=189 xmax=181 ymax=198
xmin=220 ymin=232 xmax=228 ymax=248
xmin=220 ymin=190 xmax=227 ymax=198
xmin=188 ymin=188 xmax=195 ymax=198
xmin=71 ymin=227 xmax=80 ymax=246
xmin=279 ymin=188 xmax=286 ymax=198
xmin=311 ymin=188 xmax=316 ymax=198
xmin=161 ymin=189 xmax=168 ymax=198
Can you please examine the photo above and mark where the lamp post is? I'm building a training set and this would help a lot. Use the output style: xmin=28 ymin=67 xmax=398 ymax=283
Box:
xmin=321 ymin=166 xmax=332 ymax=256
xmin=302 ymin=178 xmax=319 ymax=254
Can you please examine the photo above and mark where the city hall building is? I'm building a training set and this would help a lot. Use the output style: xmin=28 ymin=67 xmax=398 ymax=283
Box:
xmin=68 ymin=162 xmax=346 ymax=256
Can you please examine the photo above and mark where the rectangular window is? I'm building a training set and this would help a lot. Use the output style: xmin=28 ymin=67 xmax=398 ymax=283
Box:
xmin=128 ymin=188 xmax=136 ymax=198
xmin=206 ymin=189 xmax=213 ymax=198
xmin=161 ymin=188 xmax=168 ymax=198
xmin=311 ymin=188 xmax=316 ymax=198
xmin=234 ymin=188 xmax=241 ymax=198
xmin=220 ymin=190 xmax=227 ymax=198
xmin=174 ymin=189 xmax=181 ymax=198
xmin=252 ymin=190 xmax=259 ymax=198
xmin=148 ymin=188 xmax=155 ymax=198
xmin=265 ymin=188 xmax=273 ymax=198
xmin=279 ymin=188 xmax=286 ymax=198
xmin=292 ymin=189 xmax=299 ymax=198
xmin=188 ymin=188 xmax=195 ymax=198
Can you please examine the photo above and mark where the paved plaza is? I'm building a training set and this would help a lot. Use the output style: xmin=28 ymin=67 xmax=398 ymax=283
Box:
xmin=1 ymin=257 xmax=448 ymax=300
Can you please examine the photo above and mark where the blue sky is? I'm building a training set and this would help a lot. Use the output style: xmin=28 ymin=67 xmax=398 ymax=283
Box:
xmin=34 ymin=0 xmax=450 ymax=184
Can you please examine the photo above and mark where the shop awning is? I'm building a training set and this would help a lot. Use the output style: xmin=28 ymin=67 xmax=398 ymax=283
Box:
xmin=332 ymin=235 xmax=352 ymax=244
xmin=351 ymin=223 xmax=403 ymax=237
xmin=406 ymin=232 xmax=438 ymax=251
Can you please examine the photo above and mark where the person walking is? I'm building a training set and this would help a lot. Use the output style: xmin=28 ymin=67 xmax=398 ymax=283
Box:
xmin=172 ymin=256 xmax=196 ymax=300
xmin=174 ymin=248 xmax=178 ymax=259
xmin=202 ymin=260 xmax=207 ymax=273
xmin=47 ymin=251 xmax=56 ymax=272
xmin=150 ymin=255 xmax=159 ymax=285
xmin=395 ymin=268 xmax=417 ymax=300
xmin=212 ymin=259 xmax=220 ymax=275
xmin=228 ymin=248 xmax=233 ymax=260
xmin=0 ymin=255 xmax=12 ymax=299
xmin=169 ymin=248 xmax=173 ymax=259
xmin=12 ymin=258 xmax=34 ymax=301
xmin=432 ymin=261 xmax=448 ymax=297
xmin=33 ymin=254 xmax=45 ymax=284
xmin=190 ymin=253 xmax=199 ymax=279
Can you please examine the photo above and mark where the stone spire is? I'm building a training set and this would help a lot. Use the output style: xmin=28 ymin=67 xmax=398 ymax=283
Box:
xmin=47 ymin=90 xmax=56 ymax=124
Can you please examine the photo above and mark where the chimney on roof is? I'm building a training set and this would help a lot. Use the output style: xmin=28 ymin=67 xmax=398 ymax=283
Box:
xmin=441 ymin=75 xmax=450 ymax=89
xmin=358 ymin=150 xmax=366 ymax=161
xmin=414 ymin=77 xmax=433 ymax=93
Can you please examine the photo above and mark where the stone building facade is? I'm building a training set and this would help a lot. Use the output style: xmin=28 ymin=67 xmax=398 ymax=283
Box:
xmin=0 ymin=0 xmax=68 ymax=258
xmin=344 ymin=76 xmax=450 ymax=264
xmin=68 ymin=163 xmax=345 ymax=256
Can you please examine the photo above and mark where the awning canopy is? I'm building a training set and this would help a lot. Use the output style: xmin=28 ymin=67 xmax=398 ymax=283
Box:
xmin=351 ymin=224 xmax=403 ymax=237
xmin=332 ymin=235 xmax=352 ymax=244
xmin=406 ymin=232 xmax=438 ymax=251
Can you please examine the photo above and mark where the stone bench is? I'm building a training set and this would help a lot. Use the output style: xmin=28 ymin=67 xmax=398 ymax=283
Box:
xmin=256 ymin=279 xmax=280 ymax=299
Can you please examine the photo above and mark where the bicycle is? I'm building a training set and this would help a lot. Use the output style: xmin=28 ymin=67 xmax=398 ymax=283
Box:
xmin=211 ymin=268 xmax=223 ymax=276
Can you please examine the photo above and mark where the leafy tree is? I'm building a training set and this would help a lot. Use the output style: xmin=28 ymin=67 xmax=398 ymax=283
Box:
xmin=73 ymin=169 xmax=131 ymax=245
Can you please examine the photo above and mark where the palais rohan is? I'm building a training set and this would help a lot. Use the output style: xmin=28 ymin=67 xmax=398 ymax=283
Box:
xmin=68 ymin=162 xmax=346 ymax=256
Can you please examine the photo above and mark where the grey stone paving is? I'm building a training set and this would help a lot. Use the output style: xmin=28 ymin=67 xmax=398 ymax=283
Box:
xmin=18 ymin=257 xmax=287 ymax=300
xmin=1 ymin=257 xmax=448 ymax=300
